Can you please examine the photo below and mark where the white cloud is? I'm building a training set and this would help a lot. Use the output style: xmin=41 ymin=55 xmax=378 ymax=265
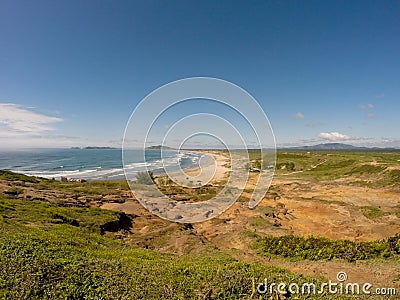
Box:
xmin=375 ymin=92 xmax=384 ymax=99
xmin=0 ymin=103 xmax=62 ymax=133
xmin=318 ymin=132 xmax=351 ymax=141
xmin=294 ymin=112 xmax=305 ymax=119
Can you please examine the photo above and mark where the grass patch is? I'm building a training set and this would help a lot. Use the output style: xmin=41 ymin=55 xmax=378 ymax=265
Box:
xmin=346 ymin=164 xmax=387 ymax=176
xmin=361 ymin=206 xmax=384 ymax=219
xmin=388 ymin=169 xmax=400 ymax=185
xmin=0 ymin=170 xmax=41 ymax=183
xmin=249 ymin=216 xmax=268 ymax=227
xmin=0 ymin=198 xmax=123 ymax=233
xmin=40 ymin=179 xmax=130 ymax=195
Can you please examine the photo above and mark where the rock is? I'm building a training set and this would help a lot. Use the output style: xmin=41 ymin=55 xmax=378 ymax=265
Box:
xmin=60 ymin=177 xmax=86 ymax=183
xmin=205 ymin=210 xmax=214 ymax=218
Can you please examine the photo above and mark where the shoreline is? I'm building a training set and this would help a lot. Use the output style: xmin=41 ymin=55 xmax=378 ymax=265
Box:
xmin=1 ymin=150 xmax=231 ymax=183
xmin=153 ymin=150 xmax=230 ymax=185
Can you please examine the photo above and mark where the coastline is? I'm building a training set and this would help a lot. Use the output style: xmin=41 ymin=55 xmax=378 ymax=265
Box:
xmin=0 ymin=149 xmax=230 ymax=183
xmin=149 ymin=150 xmax=231 ymax=186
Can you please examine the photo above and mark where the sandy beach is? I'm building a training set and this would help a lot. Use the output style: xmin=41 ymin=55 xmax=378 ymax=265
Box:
xmin=164 ymin=150 xmax=231 ymax=186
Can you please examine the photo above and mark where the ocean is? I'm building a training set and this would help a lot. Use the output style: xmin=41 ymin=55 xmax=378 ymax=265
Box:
xmin=0 ymin=148 xmax=201 ymax=181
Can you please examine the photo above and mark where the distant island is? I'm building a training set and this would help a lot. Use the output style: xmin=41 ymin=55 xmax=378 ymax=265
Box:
xmin=145 ymin=145 xmax=175 ymax=150
xmin=71 ymin=146 xmax=118 ymax=150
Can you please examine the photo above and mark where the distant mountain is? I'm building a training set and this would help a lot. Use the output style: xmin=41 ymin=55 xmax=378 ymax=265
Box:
xmin=286 ymin=143 xmax=398 ymax=150
xmin=295 ymin=143 xmax=361 ymax=150
xmin=71 ymin=146 xmax=118 ymax=150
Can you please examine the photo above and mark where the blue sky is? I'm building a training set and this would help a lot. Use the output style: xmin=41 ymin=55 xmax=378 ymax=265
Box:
xmin=0 ymin=0 xmax=399 ymax=148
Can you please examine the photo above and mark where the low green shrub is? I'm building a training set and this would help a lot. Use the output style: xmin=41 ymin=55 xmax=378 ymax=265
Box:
xmin=252 ymin=234 xmax=400 ymax=262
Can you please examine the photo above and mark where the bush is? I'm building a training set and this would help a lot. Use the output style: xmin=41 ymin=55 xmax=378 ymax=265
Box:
xmin=252 ymin=234 xmax=400 ymax=262
xmin=276 ymin=162 xmax=295 ymax=171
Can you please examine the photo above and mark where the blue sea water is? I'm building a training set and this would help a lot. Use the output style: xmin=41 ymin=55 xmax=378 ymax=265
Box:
xmin=0 ymin=148 xmax=200 ymax=181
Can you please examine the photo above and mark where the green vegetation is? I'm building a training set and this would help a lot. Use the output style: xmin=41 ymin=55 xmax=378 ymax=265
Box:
xmin=361 ymin=206 xmax=384 ymax=219
xmin=51 ymin=179 xmax=130 ymax=194
xmin=247 ymin=150 xmax=400 ymax=188
xmin=252 ymin=234 xmax=400 ymax=262
xmin=347 ymin=164 xmax=386 ymax=175
xmin=155 ymin=175 xmax=223 ymax=202
xmin=0 ymin=198 xmax=123 ymax=233
xmin=0 ymin=169 xmax=40 ymax=183
xmin=389 ymin=169 xmax=400 ymax=184
xmin=3 ymin=186 xmax=24 ymax=196
xmin=249 ymin=216 xmax=268 ymax=227
xmin=276 ymin=162 xmax=295 ymax=171
xmin=0 ymin=171 xmax=129 ymax=197
xmin=0 ymin=180 xmax=324 ymax=299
